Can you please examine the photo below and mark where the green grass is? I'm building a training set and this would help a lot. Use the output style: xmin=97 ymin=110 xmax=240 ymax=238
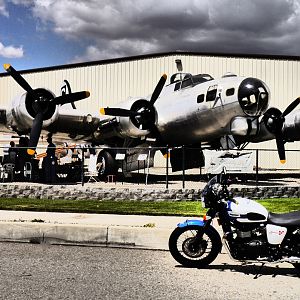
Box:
xmin=0 ymin=197 xmax=299 ymax=216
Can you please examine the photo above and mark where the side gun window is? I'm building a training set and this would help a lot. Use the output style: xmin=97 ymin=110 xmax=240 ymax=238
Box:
xmin=197 ymin=94 xmax=205 ymax=103
xmin=226 ymin=88 xmax=235 ymax=96
xmin=206 ymin=89 xmax=217 ymax=101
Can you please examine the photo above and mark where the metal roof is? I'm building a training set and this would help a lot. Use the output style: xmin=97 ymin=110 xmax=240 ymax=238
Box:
xmin=1 ymin=50 xmax=300 ymax=76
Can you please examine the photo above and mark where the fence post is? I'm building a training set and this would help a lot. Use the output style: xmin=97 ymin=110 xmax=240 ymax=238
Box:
xmin=81 ymin=147 xmax=85 ymax=186
xmin=137 ymin=160 xmax=140 ymax=185
xmin=182 ymin=145 xmax=185 ymax=189
xmin=166 ymin=146 xmax=169 ymax=189
xmin=256 ymin=149 xmax=258 ymax=185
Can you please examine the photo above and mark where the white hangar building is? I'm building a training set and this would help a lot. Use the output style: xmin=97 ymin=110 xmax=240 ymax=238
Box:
xmin=0 ymin=51 xmax=299 ymax=171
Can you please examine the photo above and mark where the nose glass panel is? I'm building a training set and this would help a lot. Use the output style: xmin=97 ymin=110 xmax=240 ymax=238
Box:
xmin=238 ymin=78 xmax=269 ymax=116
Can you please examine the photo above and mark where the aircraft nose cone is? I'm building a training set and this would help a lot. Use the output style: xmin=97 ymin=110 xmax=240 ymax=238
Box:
xmin=238 ymin=77 xmax=269 ymax=116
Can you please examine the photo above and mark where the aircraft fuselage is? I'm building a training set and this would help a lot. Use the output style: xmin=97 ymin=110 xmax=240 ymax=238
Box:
xmin=154 ymin=74 xmax=269 ymax=145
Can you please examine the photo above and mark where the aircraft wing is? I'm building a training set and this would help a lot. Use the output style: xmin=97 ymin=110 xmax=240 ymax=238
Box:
xmin=0 ymin=101 xmax=126 ymax=145
xmin=48 ymin=109 xmax=124 ymax=145
xmin=48 ymin=109 xmax=102 ymax=140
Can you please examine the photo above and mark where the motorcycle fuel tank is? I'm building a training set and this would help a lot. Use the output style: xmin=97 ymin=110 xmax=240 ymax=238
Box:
xmin=227 ymin=197 xmax=268 ymax=223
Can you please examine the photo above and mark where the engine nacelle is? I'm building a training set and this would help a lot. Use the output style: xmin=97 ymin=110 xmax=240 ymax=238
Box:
xmin=116 ymin=97 xmax=152 ymax=138
xmin=230 ymin=116 xmax=259 ymax=136
xmin=6 ymin=89 xmax=59 ymax=134
xmin=282 ymin=110 xmax=300 ymax=141
xmin=118 ymin=116 xmax=150 ymax=138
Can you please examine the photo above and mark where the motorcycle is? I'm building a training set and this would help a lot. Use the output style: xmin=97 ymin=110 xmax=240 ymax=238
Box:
xmin=168 ymin=169 xmax=300 ymax=270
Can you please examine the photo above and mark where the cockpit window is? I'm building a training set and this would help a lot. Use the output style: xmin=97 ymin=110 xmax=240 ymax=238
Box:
xmin=170 ymin=73 xmax=214 ymax=90
xmin=170 ymin=73 xmax=192 ymax=84
xmin=181 ymin=77 xmax=193 ymax=89
xmin=193 ymin=74 xmax=214 ymax=84
xmin=174 ymin=82 xmax=181 ymax=91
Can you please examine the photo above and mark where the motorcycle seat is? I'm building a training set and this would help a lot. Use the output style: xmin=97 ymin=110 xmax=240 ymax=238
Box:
xmin=268 ymin=211 xmax=300 ymax=226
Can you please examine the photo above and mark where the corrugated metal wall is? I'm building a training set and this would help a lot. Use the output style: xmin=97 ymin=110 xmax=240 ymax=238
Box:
xmin=0 ymin=53 xmax=300 ymax=170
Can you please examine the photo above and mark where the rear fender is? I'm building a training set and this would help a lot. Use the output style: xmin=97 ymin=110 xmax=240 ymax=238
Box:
xmin=177 ymin=219 xmax=205 ymax=228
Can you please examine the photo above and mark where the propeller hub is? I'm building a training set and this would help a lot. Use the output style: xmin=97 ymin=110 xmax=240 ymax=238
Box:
xmin=130 ymin=99 xmax=156 ymax=130
xmin=262 ymin=96 xmax=300 ymax=163
xmin=263 ymin=107 xmax=283 ymax=134
xmin=25 ymin=88 xmax=56 ymax=120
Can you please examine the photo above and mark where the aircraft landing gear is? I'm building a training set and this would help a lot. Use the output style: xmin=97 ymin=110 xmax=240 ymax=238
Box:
xmin=97 ymin=151 xmax=118 ymax=177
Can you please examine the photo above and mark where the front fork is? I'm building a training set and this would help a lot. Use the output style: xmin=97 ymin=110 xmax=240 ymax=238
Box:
xmin=217 ymin=209 xmax=233 ymax=239
xmin=193 ymin=209 xmax=216 ymax=241
xmin=195 ymin=208 xmax=232 ymax=241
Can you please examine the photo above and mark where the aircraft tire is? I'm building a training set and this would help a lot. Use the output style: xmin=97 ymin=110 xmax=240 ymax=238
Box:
xmin=97 ymin=150 xmax=117 ymax=176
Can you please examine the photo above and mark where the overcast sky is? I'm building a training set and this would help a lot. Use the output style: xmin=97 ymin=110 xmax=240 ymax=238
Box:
xmin=0 ymin=0 xmax=300 ymax=70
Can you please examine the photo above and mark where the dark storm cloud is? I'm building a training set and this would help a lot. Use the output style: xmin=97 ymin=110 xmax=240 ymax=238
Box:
xmin=8 ymin=0 xmax=300 ymax=62
xmin=210 ymin=0 xmax=297 ymax=35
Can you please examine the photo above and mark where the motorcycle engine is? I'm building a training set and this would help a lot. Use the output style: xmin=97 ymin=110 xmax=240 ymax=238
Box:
xmin=230 ymin=227 xmax=269 ymax=260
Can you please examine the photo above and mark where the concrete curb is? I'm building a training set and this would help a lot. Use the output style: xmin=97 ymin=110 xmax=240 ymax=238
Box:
xmin=0 ymin=222 xmax=172 ymax=250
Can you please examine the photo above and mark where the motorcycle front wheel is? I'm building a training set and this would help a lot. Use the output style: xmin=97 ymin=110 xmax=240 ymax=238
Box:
xmin=168 ymin=225 xmax=222 ymax=268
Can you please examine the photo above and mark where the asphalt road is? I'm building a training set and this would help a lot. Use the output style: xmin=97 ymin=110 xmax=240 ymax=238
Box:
xmin=0 ymin=242 xmax=299 ymax=300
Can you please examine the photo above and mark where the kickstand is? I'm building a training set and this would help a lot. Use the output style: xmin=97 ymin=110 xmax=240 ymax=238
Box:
xmin=253 ymin=263 xmax=265 ymax=279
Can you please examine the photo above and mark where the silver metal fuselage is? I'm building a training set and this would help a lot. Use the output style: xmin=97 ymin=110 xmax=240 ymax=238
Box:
xmin=154 ymin=76 xmax=249 ymax=145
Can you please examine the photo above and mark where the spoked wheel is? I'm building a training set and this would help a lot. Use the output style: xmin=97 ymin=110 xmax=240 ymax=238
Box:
xmin=168 ymin=225 xmax=222 ymax=268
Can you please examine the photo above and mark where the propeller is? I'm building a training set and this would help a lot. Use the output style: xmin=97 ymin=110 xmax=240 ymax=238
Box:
xmin=262 ymin=97 xmax=300 ymax=163
xmin=149 ymin=74 xmax=168 ymax=105
xmin=100 ymin=107 xmax=139 ymax=117
xmin=4 ymin=64 xmax=90 ymax=155
xmin=100 ymin=74 xmax=167 ymax=132
xmin=61 ymin=79 xmax=77 ymax=109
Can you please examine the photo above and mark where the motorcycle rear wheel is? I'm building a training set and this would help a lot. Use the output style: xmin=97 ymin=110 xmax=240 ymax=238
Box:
xmin=168 ymin=225 xmax=222 ymax=268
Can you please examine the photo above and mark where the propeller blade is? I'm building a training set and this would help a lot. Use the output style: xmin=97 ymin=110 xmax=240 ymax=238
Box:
xmin=61 ymin=79 xmax=76 ymax=109
xmin=100 ymin=107 xmax=139 ymax=117
xmin=282 ymin=97 xmax=300 ymax=117
xmin=149 ymin=74 xmax=167 ymax=105
xmin=3 ymin=64 xmax=34 ymax=94
xmin=27 ymin=112 xmax=44 ymax=155
xmin=275 ymin=133 xmax=286 ymax=164
xmin=53 ymin=91 xmax=90 ymax=106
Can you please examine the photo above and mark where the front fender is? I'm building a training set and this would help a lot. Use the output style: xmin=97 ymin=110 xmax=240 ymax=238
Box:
xmin=177 ymin=219 xmax=205 ymax=228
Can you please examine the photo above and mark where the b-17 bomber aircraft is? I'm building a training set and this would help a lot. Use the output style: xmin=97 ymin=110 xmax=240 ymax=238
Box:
xmin=0 ymin=61 xmax=300 ymax=176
